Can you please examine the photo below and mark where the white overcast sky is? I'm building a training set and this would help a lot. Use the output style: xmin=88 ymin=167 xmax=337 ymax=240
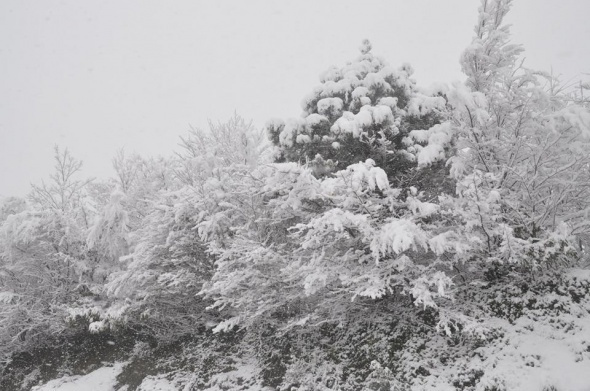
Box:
xmin=1 ymin=0 xmax=589 ymax=197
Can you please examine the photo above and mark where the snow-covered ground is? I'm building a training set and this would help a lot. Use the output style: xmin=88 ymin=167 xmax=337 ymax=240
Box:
xmin=31 ymin=363 xmax=125 ymax=391
xmin=30 ymin=364 xmax=195 ymax=391
xmin=29 ymin=359 xmax=270 ymax=391
xmin=30 ymin=363 xmax=182 ymax=391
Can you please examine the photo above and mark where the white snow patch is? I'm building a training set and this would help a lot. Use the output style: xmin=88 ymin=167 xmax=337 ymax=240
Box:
xmin=317 ymin=97 xmax=343 ymax=116
xmin=476 ymin=316 xmax=590 ymax=391
xmin=32 ymin=363 xmax=125 ymax=391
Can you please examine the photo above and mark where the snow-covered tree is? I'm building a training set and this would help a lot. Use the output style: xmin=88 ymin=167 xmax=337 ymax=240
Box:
xmin=102 ymin=115 xmax=271 ymax=338
xmin=0 ymin=197 xmax=27 ymax=223
xmin=0 ymin=148 xmax=95 ymax=360
xmin=103 ymin=189 xmax=215 ymax=339
xmin=266 ymin=40 xmax=446 ymax=183
xmin=30 ymin=146 xmax=91 ymax=219
xmin=111 ymin=150 xmax=176 ymax=229
xmin=201 ymin=157 xmax=458 ymax=333
xmin=435 ymin=0 xmax=590 ymax=272
xmin=180 ymin=114 xmax=269 ymax=165
xmin=86 ymin=190 xmax=130 ymax=282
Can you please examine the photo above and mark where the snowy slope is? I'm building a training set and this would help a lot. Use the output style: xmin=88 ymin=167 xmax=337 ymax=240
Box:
xmin=31 ymin=363 xmax=124 ymax=391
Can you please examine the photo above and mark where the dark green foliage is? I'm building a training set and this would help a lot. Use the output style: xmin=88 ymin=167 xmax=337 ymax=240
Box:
xmin=452 ymin=369 xmax=484 ymax=390
xmin=115 ymin=328 xmax=246 ymax=391
xmin=458 ymin=269 xmax=590 ymax=326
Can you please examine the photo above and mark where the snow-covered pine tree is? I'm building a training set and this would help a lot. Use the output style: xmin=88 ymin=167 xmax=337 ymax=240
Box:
xmin=266 ymin=40 xmax=447 ymax=185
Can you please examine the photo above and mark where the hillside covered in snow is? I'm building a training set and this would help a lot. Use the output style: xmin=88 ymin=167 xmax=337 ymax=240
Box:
xmin=2 ymin=1 xmax=590 ymax=390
